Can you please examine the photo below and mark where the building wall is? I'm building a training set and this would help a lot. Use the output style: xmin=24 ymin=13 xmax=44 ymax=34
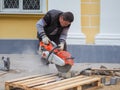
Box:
xmin=81 ymin=0 xmax=100 ymax=44
xmin=0 ymin=0 xmax=100 ymax=44
xmin=0 ymin=14 xmax=43 ymax=39
xmin=0 ymin=0 xmax=47 ymax=39
xmin=0 ymin=0 xmax=120 ymax=63
xmin=0 ymin=14 xmax=44 ymax=55
xmin=95 ymin=0 xmax=120 ymax=45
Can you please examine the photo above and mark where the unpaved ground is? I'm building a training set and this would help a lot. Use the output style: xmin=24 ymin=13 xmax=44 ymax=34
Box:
xmin=0 ymin=54 xmax=120 ymax=90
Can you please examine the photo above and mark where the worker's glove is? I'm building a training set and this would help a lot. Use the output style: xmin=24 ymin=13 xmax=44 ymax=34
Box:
xmin=42 ymin=35 xmax=50 ymax=44
xmin=58 ymin=42 xmax=64 ymax=50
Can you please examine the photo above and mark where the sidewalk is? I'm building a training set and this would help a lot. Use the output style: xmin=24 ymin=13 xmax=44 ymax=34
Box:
xmin=0 ymin=54 xmax=120 ymax=90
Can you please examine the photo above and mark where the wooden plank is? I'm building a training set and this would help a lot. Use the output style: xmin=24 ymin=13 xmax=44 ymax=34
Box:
xmin=77 ymin=86 xmax=82 ymax=90
xmin=12 ymin=74 xmax=57 ymax=85
xmin=5 ymin=85 xmax=10 ymax=90
xmin=85 ymin=85 xmax=102 ymax=90
xmin=11 ymin=76 xmax=58 ymax=89
xmin=51 ymin=79 xmax=99 ymax=90
xmin=40 ymin=77 xmax=91 ymax=90
xmin=5 ymin=74 xmax=56 ymax=90
xmin=6 ymin=73 xmax=56 ymax=84
xmin=41 ymin=77 xmax=101 ymax=90
xmin=33 ymin=75 xmax=86 ymax=89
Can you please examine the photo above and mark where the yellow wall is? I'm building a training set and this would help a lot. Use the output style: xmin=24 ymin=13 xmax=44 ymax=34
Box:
xmin=81 ymin=0 xmax=100 ymax=44
xmin=0 ymin=0 xmax=100 ymax=43
xmin=0 ymin=14 xmax=44 ymax=39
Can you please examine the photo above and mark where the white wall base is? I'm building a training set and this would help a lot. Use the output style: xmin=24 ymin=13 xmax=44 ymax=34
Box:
xmin=67 ymin=33 xmax=86 ymax=45
xmin=95 ymin=34 xmax=120 ymax=45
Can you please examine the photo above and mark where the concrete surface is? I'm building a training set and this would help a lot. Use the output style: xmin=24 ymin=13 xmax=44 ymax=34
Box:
xmin=0 ymin=54 xmax=120 ymax=90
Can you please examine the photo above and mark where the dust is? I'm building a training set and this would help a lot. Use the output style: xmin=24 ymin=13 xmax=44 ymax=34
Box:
xmin=21 ymin=45 xmax=36 ymax=55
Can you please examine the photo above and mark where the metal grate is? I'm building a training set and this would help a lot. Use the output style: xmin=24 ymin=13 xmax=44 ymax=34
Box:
xmin=1 ymin=0 xmax=42 ymax=13
xmin=4 ymin=0 xmax=19 ymax=8
xmin=23 ymin=0 xmax=40 ymax=10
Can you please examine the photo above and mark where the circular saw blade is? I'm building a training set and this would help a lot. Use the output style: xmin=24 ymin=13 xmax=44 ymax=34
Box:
xmin=55 ymin=64 xmax=72 ymax=73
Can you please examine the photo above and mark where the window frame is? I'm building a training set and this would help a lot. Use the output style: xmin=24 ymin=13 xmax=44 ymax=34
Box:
xmin=0 ymin=0 xmax=42 ymax=14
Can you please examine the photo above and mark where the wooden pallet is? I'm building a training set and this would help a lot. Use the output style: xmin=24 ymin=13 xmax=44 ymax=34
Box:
xmin=5 ymin=73 xmax=102 ymax=90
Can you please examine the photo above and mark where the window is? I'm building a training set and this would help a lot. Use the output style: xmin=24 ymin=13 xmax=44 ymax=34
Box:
xmin=0 ymin=0 xmax=42 ymax=13
xmin=4 ymin=0 xmax=19 ymax=8
xmin=23 ymin=0 xmax=40 ymax=10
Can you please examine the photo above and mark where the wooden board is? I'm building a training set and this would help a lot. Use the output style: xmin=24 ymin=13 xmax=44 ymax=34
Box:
xmin=5 ymin=73 xmax=102 ymax=90
xmin=0 ymin=71 xmax=7 ymax=76
xmin=91 ymin=68 xmax=120 ymax=71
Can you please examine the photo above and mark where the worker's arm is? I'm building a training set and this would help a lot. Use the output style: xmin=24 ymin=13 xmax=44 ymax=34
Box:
xmin=36 ymin=19 xmax=46 ymax=37
xmin=36 ymin=12 xmax=51 ymax=38
xmin=59 ymin=27 xmax=69 ymax=42
xmin=58 ymin=27 xmax=69 ymax=50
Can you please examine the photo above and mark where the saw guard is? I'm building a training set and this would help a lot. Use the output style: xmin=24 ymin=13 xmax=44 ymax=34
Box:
xmin=39 ymin=41 xmax=74 ymax=66
xmin=55 ymin=51 xmax=74 ymax=65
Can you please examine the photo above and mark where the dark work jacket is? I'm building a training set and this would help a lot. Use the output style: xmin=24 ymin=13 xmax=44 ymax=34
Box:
xmin=37 ymin=10 xmax=70 ymax=50
xmin=43 ymin=10 xmax=70 ymax=45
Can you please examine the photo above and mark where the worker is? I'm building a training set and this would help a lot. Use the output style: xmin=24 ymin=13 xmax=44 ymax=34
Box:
xmin=36 ymin=9 xmax=74 ymax=51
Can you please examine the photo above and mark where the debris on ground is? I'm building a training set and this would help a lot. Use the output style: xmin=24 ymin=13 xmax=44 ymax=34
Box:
xmin=58 ymin=70 xmax=80 ymax=79
xmin=91 ymin=66 xmax=120 ymax=76
xmin=77 ymin=65 xmax=120 ymax=86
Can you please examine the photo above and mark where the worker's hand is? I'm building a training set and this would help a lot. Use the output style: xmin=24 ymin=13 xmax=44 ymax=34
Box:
xmin=42 ymin=35 xmax=50 ymax=44
xmin=58 ymin=42 xmax=64 ymax=50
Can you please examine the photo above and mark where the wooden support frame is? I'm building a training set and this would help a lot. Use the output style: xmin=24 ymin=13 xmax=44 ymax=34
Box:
xmin=5 ymin=74 xmax=102 ymax=90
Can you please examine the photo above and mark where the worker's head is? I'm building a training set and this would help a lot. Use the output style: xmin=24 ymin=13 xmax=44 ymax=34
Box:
xmin=59 ymin=12 xmax=74 ymax=27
